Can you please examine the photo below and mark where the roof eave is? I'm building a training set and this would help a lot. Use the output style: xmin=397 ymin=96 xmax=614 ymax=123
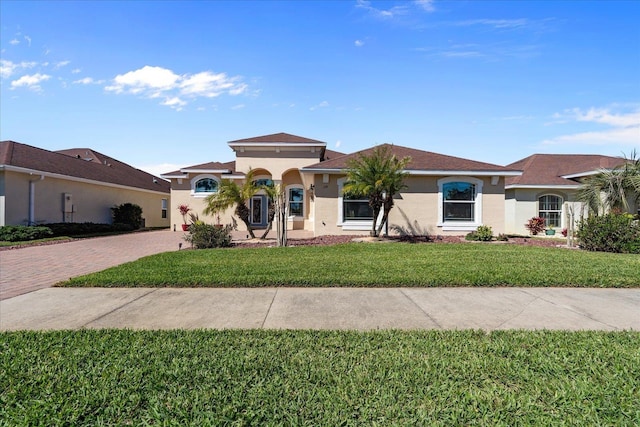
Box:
xmin=301 ymin=167 xmax=522 ymax=176
xmin=505 ymin=184 xmax=582 ymax=190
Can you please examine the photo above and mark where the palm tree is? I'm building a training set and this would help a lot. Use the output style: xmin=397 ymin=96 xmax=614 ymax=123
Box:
xmin=344 ymin=145 xmax=411 ymax=237
xmin=577 ymin=150 xmax=640 ymax=215
xmin=203 ymin=169 xmax=261 ymax=238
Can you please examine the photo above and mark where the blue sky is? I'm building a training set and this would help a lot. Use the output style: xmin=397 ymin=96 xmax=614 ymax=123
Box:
xmin=1 ymin=0 xmax=638 ymax=176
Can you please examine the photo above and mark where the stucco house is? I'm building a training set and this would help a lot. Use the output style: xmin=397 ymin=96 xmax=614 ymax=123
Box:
xmin=504 ymin=154 xmax=629 ymax=235
xmin=0 ymin=141 xmax=171 ymax=227
xmin=161 ymin=133 xmax=522 ymax=236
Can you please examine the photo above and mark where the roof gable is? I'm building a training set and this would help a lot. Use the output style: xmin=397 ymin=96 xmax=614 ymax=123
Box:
xmin=302 ymin=144 xmax=520 ymax=174
xmin=0 ymin=141 xmax=170 ymax=193
xmin=228 ymin=132 xmax=326 ymax=145
xmin=505 ymin=154 xmax=626 ymax=187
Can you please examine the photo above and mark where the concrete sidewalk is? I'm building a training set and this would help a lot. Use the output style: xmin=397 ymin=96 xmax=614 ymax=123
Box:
xmin=2 ymin=287 xmax=638 ymax=331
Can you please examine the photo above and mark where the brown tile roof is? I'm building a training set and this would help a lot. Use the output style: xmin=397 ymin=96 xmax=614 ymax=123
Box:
xmin=505 ymin=154 xmax=625 ymax=186
xmin=1 ymin=141 xmax=170 ymax=193
xmin=303 ymin=143 xmax=520 ymax=174
xmin=321 ymin=149 xmax=345 ymax=162
xmin=229 ymin=132 xmax=326 ymax=145
xmin=181 ymin=161 xmax=234 ymax=171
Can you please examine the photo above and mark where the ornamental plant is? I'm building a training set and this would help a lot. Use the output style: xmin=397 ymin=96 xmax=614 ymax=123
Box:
xmin=177 ymin=204 xmax=191 ymax=224
xmin=525 ymin=217 xmax=546 ymax=235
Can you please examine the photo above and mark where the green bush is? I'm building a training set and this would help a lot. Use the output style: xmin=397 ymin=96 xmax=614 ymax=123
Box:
xmin=184 ymin=223 xmax=233 ymax=249
xmin=465 ymin=225 xmax=493 ymax=241
xmin=44 ymin=222 xmax=134 ymax=237
xmin=0 ymin=225 xmax=53 ymax=242
xmin=111 ymin=203 xmax=143 ymax=229
xmin=576 ymin=212 xmax=640 ymax=253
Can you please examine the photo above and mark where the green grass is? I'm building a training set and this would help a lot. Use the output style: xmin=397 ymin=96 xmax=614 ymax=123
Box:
xmin=61 ymin=243 xmax=640 ymax=288
xmin=1 ymin=330 xmax=638 ymax=425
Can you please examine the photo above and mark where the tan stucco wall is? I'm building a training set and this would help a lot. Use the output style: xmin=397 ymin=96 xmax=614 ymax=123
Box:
xmin=505 ymin=188 xmax=577 ymax=234
xmin=0 ymin=170 xmax=170 ymax=227
xmin=311 ymin=174 xmax=507 ymax=237
xmin=235 ymin=150 xmax=321 ymax=180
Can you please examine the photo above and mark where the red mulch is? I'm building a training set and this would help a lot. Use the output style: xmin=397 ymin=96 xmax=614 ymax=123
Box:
xmin=235 ymin=235 xmax=572 ymax=249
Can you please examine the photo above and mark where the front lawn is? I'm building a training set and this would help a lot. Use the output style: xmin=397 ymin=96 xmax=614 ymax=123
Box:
xmin=1 ymin=330 xmax=638 ymax=425
xmin=61 ymin=243 xmax=640 ymax=287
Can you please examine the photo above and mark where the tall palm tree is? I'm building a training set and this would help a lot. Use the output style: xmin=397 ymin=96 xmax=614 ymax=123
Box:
xmin=344 ymin=145 xmax=411 ymax=237
xmin=577 ymin=150 xmax=640 ymax=215
xmin=203 ymin=169 xmax=261 ymax=238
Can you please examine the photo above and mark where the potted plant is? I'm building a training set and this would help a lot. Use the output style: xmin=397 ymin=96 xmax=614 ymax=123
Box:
xmin=545 ymin=226 xmax=556 ymax=236
xmin=177 ymin=204 xmax=191 ymax=231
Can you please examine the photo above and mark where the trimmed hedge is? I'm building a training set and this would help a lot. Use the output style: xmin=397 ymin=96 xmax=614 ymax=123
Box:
xmin=0 ymin=226 xmax=53 ymax=242
xmin=44 ymin=222 xmax=134 ymax=237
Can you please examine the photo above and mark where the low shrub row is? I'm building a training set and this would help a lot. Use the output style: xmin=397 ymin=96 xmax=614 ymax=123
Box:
xmin=0 ymin=225 xmax=53 ymax=242
xmin=44 ymin=222 xmax=134 ymax=237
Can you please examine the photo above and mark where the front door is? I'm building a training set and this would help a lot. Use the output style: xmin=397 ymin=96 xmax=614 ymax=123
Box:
xmin=250 ymin=195 xmax=267 ymax=227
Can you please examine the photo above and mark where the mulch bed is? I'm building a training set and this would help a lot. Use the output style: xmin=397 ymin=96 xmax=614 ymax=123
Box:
xmin=235 ymin=234 xmax=573 ymax=249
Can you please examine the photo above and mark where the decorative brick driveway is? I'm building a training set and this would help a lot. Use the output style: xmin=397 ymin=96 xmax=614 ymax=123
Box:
xmin=1 ymin=230 xmax=185 ymax=300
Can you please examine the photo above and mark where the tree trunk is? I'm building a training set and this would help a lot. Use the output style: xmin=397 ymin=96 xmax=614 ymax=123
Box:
xmin=236 ymin=203 xmax=255 ymax=238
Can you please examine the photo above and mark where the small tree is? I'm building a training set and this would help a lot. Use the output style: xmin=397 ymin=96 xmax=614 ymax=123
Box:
xmin=177 ymin=204 xmax=191 ymax=224
xmin=111 ymin=203 xmax=143 ymax=229
xmin=577 ymin=150 xmax=640 ymax=215
xmin=344 ymin=145 xmax=411 ymax=237
xmin=203 ymin=169 xmax=261 ymax=238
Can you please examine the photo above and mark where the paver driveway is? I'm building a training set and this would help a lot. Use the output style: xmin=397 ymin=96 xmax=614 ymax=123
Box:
xmin=0 ymin=230 xmax=185 ymax=300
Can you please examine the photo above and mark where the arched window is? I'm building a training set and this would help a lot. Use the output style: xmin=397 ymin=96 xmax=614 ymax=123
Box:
xmin=190 ymin=175 xmax=220 ymax=196
xmin=538 ymin=194 xmax=562 ymax=227
xmin=437 ymin=177 xmax=483 ymax=231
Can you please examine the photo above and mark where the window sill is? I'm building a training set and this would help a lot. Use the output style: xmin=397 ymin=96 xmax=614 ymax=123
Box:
xmin=340 ymin=221 xmax=373 ymax=231
xmin=438 ymin=222 xmax=480 ymax=232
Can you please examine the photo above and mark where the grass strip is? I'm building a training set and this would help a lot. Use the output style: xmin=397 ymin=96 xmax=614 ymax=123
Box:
xmin=61 ymin=243 xmax=640 ymax=288
xmin=1 ymin=330 xmax=638 ymax=426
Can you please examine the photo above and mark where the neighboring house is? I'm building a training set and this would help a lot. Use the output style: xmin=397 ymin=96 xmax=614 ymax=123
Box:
xmin=0 ymin=141 xmax=171 ymax=227
xmin=162 ymin=132 xmax=522 ymax=236
xmin=504 ymin=154 xmax=628 ymax=235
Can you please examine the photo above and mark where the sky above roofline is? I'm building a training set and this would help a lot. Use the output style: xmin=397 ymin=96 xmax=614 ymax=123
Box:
xmin=1 ymin=0 xmax=638 ymax=177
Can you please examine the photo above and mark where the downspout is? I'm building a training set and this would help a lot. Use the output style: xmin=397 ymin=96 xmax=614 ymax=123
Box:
xmin=29 ymin=174 xmax=44 ymax=225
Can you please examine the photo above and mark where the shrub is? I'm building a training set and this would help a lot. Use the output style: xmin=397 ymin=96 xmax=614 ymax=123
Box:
xmin=525 ymin=217 xmax=546 ymax=235
xmin=465 ymin=225 xmax=493 ymax=242
xmin=576 ymin=212 xmax=640 ymax=253
xmin=0 ymin=225 xmax=53 ymax=242
xmin=44 ymin=222 xmax=134 ymax=237
xmin=184 ymin=223 xmax=233 ymax=249
xmin=111 ymin=203 xmax=143 ymax=229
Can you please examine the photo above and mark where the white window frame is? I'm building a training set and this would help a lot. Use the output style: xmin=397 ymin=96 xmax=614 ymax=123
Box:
xmin=538 ymin=194 xmax=563 ymax=228
xmin=285 ymin=184 xmax=305 ymax=218
xmin=161 ymin=198 xmax=168 ymax=219
xmin=337 ymin=178 xmax=382 ymax=231
xmin=190 ymin=175 xmax=220 ymax=198
xmin=437 ymin=176 xmax=483 ymax=232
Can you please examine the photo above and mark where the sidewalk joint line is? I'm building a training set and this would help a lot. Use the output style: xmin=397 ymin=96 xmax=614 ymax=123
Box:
xmin=80 ymin=288 xmax=159 ymax=329
xmin=399 ymin=289 xmax=443 ymax=329
xmin=261 ymin=288 xmax=278 ymax=328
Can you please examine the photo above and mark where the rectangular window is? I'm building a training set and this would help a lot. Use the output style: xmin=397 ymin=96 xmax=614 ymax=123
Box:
xmin=539 ymin=195 xmax=562 ymax=227
xmin=288 ymin=188 xmax=304 ymax=216
xmin=161 ymin=199 xmax=167 ymax=219
xmin=343 ymin=194 xmax=373 ymax=220
xmin=443 ymin=182 xmax=475 ymax=221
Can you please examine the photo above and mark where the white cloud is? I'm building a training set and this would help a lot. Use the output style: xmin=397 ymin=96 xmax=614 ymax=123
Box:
xmin=24 ymin=36 xmax=31 ymax=47
xmin=106 ymin=65 xmax=180 ymax=94
xmin=11 ymin=73 xmax=51 ymax=91
xmin=54 ymin=60 xmax=71 ymax=69
xmin=105 ymin=65 xmax=248 ymax=109
xmin=356 ymin=0 xmax=409 ymax=19
xmin=310 ymin=100 xmax=329 ymax=111
xmin=354 ymin=40 xmax=364 ymax=47
xmin=414 ymin=0 xmax=435 ymax=12
xmin=135 ymin=163 xmax=185 ymax=178
xmin=9 ymin=39 xmax=20 ymax=45
xmin=161 ymin=97 xmax=187 ymax=111
xmin=73 ymin=77 xmax=104 ymax=85
xmin=542 ymin=107 xmax=640 ymax=146
xmin=456 ymin=19 xmax=529 ymax=30
xmin=231 ymin=104 xmax=245 ymax=110
xmin=71 ymin=68 xmax=81 ymax=74
xmin=0 ymin=60 xmax=37 ymax=78
xmin=335 ymin=140 xmax=342 ymax=148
